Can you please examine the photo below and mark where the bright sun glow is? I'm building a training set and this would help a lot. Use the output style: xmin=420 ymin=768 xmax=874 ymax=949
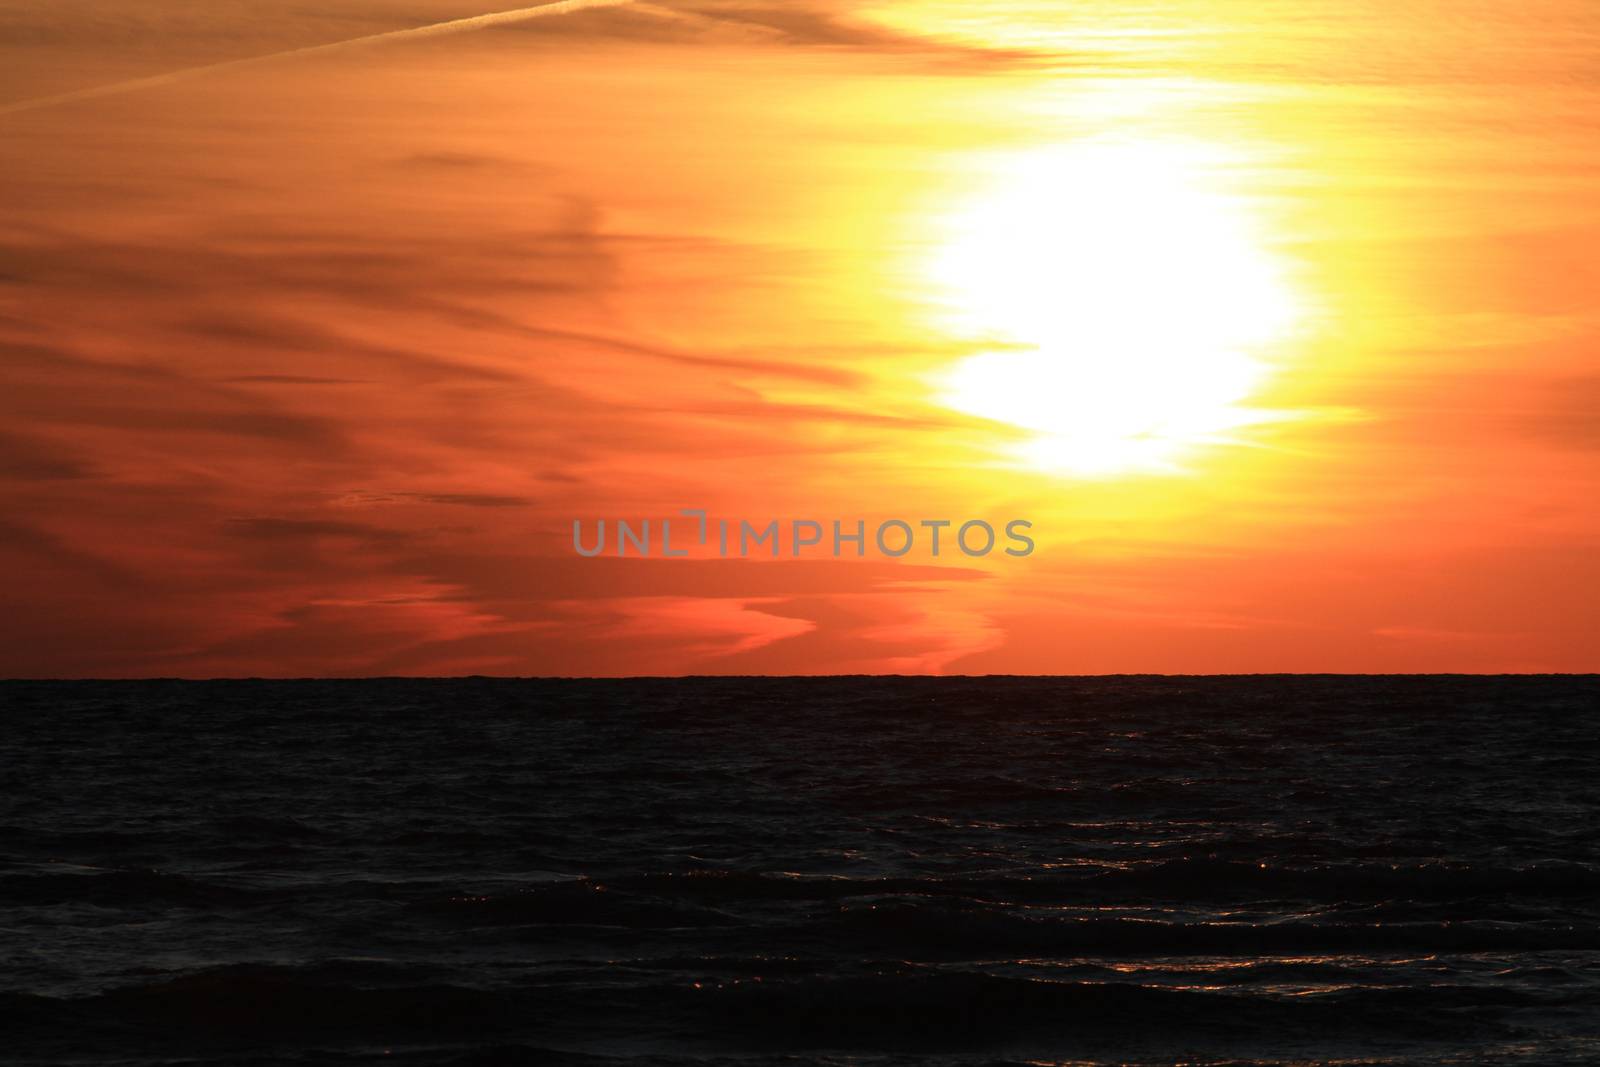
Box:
xmin=927 ymin=139 xmax=1302 ymax=476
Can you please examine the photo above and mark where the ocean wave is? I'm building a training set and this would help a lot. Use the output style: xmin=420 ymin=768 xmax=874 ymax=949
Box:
xmin=411 ymin=882 xmax=738 ymax=929
xmin=808 ymin=903 xmax=1600 ymax=957
xmin=0 ymin=868 xmax=262 ymax=908
xmin=510 ymin=861 xmax=1600 ymax=907
xmin=6 ymin=963 xmax=1541 ymax=1053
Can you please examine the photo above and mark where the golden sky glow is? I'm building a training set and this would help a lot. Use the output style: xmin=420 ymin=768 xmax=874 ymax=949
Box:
xmin=1 ymin=0 xmax=1597 ymax=675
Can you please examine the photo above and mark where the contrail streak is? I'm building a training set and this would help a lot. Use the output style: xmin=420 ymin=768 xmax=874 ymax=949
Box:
xmin=0 ymin=0 xmax=635 ymax=118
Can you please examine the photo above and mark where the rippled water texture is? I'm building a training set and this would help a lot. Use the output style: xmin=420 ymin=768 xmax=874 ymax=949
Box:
xmin=4 ymin=676 xmax=1599 ymax=1065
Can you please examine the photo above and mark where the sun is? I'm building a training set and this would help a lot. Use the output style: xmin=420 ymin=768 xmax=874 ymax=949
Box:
xmin=925 ymin=139 xmax=1302 ymax=476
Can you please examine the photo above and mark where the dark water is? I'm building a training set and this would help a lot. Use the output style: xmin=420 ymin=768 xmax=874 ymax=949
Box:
xmin=3 ymin=676 xmax=1598 ymax=1066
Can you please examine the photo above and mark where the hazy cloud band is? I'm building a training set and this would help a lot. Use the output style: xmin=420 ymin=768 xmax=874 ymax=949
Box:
xmin=0 ymin=0 xmax=636 ymax=117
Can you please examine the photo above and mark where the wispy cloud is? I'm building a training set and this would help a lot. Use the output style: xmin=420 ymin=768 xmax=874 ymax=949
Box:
xmin=0 ymin=0 xmax=638 ymax=117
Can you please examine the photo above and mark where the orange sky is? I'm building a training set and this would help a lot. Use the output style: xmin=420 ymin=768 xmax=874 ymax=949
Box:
xmin=1 ymin=0 xmax=1596 ymax=676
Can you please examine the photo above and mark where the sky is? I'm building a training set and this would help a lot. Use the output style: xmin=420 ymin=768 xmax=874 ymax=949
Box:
xmin=1 ymin=0 xmax=1596 ymax=676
